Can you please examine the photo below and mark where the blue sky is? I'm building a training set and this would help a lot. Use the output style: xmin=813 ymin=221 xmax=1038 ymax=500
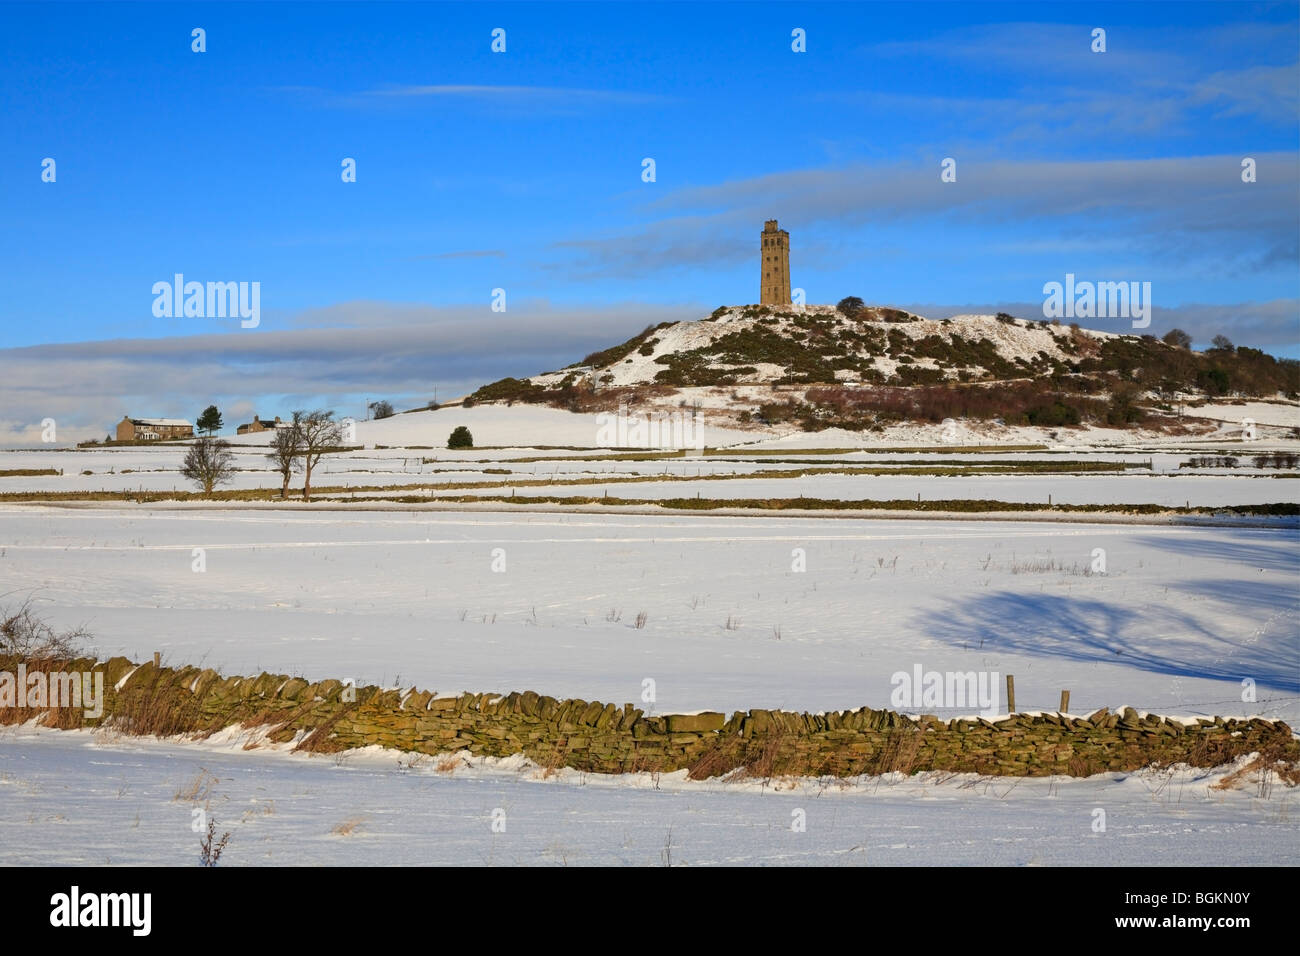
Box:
xmin=1 ymin=1 xmax=1297 ymax=440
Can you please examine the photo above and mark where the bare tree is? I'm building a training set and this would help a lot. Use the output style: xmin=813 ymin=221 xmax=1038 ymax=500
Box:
xmin=266 ymin=417 xmax=303 ymax=499
xmin=181 ymin=437 xmax=235 ymax=496
xmin=295 ymin=409 xmax=342 ymax=501
xmin=1 ymin=595 xmax=89 ymax=658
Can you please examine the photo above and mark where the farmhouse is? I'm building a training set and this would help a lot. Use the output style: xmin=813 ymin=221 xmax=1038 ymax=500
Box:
xmin=115 ymin=416 xmax=194 ymax=441
xmin=236 ymin=413 xmax=286 ymax=435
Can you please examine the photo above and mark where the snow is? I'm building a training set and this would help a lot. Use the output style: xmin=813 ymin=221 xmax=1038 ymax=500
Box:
xmin=1 ymin=508 xmax=1295 ymax=724
xmin=0 ymin=723 xmax=1293 ymax=865
xmin=410 ymin=473 xmax=1297 ymax=508
xmin=521 ymin=307 xmax=1122 ymax=389
xmin=1181 ymin=402 xmax=1300 ymax=429
xmin=244 ymin=404 xmax=755 ymax=450
xmin=2 ymin=399 xmax=1297 ymax=866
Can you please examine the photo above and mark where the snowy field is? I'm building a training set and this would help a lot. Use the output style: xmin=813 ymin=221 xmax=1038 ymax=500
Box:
xmin=405 ymin=473 xmax=1297 ymax=508
xmin=1 ymin=406 xmax=1297 ymax=868
xmin=3 ymin=443 xmax=1296 ymax=508
xmin=1 ymin=507 xmax=1295 ymax=723
xmin=0 ymin=723 xmax=1293 ymax=866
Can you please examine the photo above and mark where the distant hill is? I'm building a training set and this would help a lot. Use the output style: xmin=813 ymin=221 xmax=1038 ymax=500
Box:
xmin=466 ymin=304 xmax=1298 ymax=433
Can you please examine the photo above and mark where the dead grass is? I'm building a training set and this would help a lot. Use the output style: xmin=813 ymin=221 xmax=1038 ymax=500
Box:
xmin=331 ymin=816 xmax=366 ymax=837
xmin=737 ymin=733 xmax=789 ymax=781
xmin=871 ymin=729 xmax=926 ymax=776
xmin=108 ymin=665 xmax=208 ymax=739
xmin=1210 ymin=751 xmax=1300 ymax=796
xmin=1008 ymin=557 xmax=1095 ymax=575
xmin=173 ymin=768 xmax=219 ymax=803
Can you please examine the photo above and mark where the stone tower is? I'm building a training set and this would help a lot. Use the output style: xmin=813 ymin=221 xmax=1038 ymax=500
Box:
xmin=760 ymin=219 xmax=790 ymax=306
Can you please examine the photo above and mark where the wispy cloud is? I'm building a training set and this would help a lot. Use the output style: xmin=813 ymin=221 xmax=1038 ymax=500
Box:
xmin=0 ymin=302 xmax=700 ymax=444
xmin=1183 ymin=62 xmax=1300 ymax=125
xmin=363 ymin=84 xmax=665 ymax=104
xmin=409 ymin=249 xmax=506 ymax=261
xmin=853 ymin=21 xmax=1299 ymax=139
xmin=544 ymin=153 xmax=1297 ymax=281
xmin=5 ymin=295 xmax=1292 ymax=446
xmin=898 ymin=300 xmax=1300 ymax=353
xmin=277 ymin=83 xmax=666 ymax=111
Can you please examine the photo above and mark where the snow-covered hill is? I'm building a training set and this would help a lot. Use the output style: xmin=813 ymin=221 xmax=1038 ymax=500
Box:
xmin=518 ymin=304 xmax=1124 ymax=390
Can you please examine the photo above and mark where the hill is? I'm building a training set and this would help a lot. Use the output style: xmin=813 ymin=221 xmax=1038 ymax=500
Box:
xmin=466 ymin=304 xmax=1299 ymax=434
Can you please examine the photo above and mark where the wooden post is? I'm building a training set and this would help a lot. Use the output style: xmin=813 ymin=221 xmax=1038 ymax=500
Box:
xmin=1060 ymin=689 xmax=1070 ymax=713
xmin=1006 ymin=674 xmax=1016 ymax=714
xmin=153 ymin=651 xmax=160 ymax=668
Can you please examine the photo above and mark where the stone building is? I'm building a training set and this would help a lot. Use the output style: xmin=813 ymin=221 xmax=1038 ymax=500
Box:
xmin=760 ymin=219 xmax=791 ymax=306
xmin=115 ymin=417 xmax=194 ymax=441
xmin=236 ymin=414 xmax=285 ymax=435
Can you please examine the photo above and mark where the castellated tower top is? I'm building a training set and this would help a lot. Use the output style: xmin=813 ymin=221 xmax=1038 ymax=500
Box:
xmin=760 ymin=219 xmax=791 ymax=306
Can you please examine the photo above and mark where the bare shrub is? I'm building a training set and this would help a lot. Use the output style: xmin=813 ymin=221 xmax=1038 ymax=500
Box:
xmin=0 ymin=598 xmax=87 ymax=659
xmin=198 ymin=816 xmax=231 ymax=866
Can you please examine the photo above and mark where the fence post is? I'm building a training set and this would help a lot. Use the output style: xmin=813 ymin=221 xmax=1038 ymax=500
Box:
xmin=1006 ymin=674 xmax=1016 ymax=714
xmin=1060 ymin=689 xmax=1070 ymax=713
xmin=153 ymin=651 xmax=160 ymax=668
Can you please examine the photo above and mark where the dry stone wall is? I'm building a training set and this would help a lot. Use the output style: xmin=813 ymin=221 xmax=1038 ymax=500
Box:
xmin=3 ymin=654 xmax=1295 ymax=779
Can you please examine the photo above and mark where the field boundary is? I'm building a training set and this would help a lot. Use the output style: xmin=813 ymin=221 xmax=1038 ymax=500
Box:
xmin=5 ymin=498 xmax=1297 ymax=528
xmin=3 ymin=654 xmax=1295 ymax=780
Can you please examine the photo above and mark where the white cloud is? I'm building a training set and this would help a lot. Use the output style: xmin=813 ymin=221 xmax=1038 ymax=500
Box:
xmin=0 ymin=301 xmax=698 ymax=446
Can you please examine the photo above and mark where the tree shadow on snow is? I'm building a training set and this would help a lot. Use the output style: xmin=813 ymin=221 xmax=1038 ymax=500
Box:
xmin=1130 ymin=532 xmax=1299 ymax=574
xmin=914 ymin=582 xmax=1299 ymax=693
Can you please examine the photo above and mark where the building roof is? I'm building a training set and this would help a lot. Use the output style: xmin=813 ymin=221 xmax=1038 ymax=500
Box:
xmin=132 ymin=418 xmax=193 ymax=427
